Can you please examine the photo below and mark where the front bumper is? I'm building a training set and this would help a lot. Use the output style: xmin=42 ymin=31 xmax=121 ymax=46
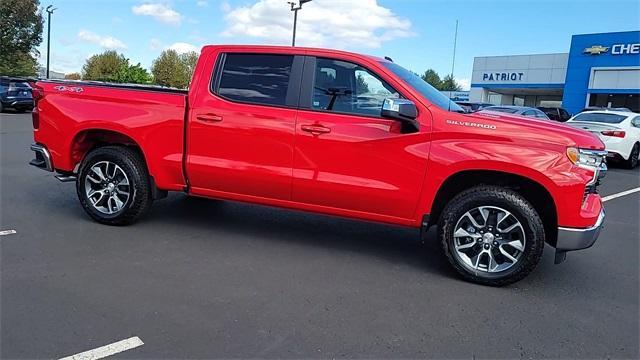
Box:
xmin=554 ymin=209 xmax=605 ymax=263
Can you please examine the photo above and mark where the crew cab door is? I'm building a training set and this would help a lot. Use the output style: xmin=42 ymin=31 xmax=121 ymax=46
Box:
xmin=186 ymin=52 xmax=303 ymax=200
xmin=292 ymin=56 xmax=431 ymax=220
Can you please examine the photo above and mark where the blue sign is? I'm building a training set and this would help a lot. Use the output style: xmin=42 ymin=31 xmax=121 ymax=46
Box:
xmin=562 ymin=31 xmax=640 ymax=113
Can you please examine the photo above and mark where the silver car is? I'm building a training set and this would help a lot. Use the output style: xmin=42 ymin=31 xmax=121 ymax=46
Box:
xmin=481 ymin=105 xmax=550 ymax=120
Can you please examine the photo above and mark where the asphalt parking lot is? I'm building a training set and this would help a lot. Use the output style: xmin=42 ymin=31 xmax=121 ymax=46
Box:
xmin=1 ymin=111 xmax=638 ymax=359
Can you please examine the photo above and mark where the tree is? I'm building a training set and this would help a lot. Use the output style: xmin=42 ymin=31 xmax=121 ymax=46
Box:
xmin=0 ymin=0 xmax=43 ymax=76
xmin=151 ymin=49 xmax=189 ymax=88
xmin=82 ymin=51 xmax=128 ymax=82
xmin=81 ymin=51 xmax=152 ymax=84
xmin=355 ymin=73 xmax=370 ymax=94
xmin=114 ymin=62 xmax=152 ymax=84
xmin=64 ymin=72 xmax=81 ymax=80
xmin=441 ymin=74 xmax=462 ymax=91
xmin=180 ymin=51 xmax=199 ymax=85
xmin=421 ymin=69 xmax=442 ymax=90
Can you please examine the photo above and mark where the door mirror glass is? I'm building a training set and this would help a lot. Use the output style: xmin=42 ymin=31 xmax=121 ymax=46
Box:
xmin=381 ymin=98 xmax=417 ymax=120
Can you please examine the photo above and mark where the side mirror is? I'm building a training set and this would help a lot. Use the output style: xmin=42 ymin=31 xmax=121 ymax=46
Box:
xmin=381 ymin=98 xmax=419 ymax=133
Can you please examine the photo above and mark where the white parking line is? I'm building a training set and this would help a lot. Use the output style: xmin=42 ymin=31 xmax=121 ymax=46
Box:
xmin=602 ymin=187 xmax=640 ymax=202
xmin=0 ymin=229 xmax=17 ymax=236
xmin=59 ymin=336 xmax=144 ymax=360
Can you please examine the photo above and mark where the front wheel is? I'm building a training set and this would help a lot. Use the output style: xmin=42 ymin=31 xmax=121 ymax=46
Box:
xmin=76 ymin=146 xmax=153 ymax=225
xmin=439 ymin=186 xmax=545 ymax=286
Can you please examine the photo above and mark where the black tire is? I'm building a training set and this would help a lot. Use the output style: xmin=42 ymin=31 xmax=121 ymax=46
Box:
xmin=0 ymin=102 xmax=4 ymax=113
xmin=438 ymin=186 xmax=545 ymax=286
xmin=76 ymin=146 xmax=153 ymax=225
xmin=624 ymin=143 xmax=639 ymax=169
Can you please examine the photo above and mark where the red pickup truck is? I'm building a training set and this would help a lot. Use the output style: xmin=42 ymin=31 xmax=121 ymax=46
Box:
xmin=29 ymin=45 xmax=606 ymax=285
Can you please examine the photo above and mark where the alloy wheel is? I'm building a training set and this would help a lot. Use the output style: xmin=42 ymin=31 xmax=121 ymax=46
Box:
xmin=84 ymin=161 xmax=131 ymax=215
xmin=452 ymin=206 xmax=526 ymax=273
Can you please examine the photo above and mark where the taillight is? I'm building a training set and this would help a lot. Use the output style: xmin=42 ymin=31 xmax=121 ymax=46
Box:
xmin=31 ymin=84 xmax=44 ymax=104
xmin=601 ymin=130 xmax=625 ymax=138
xmin=30 ymin=83 xmax=43 ymax=130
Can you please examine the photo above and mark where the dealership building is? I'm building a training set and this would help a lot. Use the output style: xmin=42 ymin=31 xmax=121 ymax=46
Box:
xmin=469 ymin=31 xmax=640 ymax=113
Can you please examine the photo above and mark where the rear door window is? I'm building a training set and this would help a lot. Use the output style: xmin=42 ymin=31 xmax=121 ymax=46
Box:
xmin=488 ymin=107 xmax=518 ymax=114
xmin=534 ymin=110 xmax=549 ymax=119
xmin=215 ymin=54 xmax=294 ymax=106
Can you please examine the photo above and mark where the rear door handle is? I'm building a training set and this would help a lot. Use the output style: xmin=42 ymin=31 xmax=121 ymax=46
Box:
xmin=301 ymin=124 xmax=331 ymax=135
xmin=196 ymin=113 xmax=223 ymax=123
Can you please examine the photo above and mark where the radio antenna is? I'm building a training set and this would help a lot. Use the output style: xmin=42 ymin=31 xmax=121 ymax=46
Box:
xmin=448 ymin=20 xmax=459 ymax=112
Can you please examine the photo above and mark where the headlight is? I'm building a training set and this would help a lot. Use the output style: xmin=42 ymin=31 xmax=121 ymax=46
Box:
xmin=566 ymin=147 xmax=606 ymax=169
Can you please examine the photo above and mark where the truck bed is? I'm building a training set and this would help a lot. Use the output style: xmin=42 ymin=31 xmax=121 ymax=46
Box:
xmin=32 ymin=79 xmax=188 ymax=191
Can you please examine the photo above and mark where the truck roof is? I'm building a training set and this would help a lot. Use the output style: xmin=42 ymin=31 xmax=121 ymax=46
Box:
xmin=201 ymin=44 xmax=389 ymax=63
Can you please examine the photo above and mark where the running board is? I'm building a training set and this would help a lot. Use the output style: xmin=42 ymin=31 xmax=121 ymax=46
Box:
xmin=55 ymin=174 xmax=77 ymax=182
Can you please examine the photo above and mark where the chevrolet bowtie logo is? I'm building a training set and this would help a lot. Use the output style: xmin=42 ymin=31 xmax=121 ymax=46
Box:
xmin=583 ymin=45 xmax=609 ymax=55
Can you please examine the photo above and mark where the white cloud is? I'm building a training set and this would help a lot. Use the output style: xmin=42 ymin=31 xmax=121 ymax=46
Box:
xmin=196 ymin=0 xmax=208 ymax=7
xmin=151 ymin=39 xmax=199 ymax=54
xmin=457 ymin=78 xmax=471 ymax=91
xmin=77 ymin=30 xmax=127 ymax=50
xmin=132 ymin=3 xmax=182 ymax=26
xmin=220 ymin=1 xmax=231 ymax=12
xmin=220 ymin=0 xmax=412 ymax=49
xmin=168 ymin=42 xmax=199 ymax=54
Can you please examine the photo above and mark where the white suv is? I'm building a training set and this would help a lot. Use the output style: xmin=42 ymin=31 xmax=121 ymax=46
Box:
xmin=566 ymin=110 xmax=640 ymax=168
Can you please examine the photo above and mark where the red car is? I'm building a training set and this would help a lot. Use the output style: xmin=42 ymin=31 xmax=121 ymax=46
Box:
xmin=29 ymin=45 xmax=607 ymax=285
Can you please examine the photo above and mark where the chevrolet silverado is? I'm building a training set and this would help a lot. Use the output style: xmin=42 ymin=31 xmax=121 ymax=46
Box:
xmin=29 ymin=45 xmax=607 ymax=285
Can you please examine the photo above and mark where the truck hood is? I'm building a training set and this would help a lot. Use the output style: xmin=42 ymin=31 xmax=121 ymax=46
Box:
xmin=466 ymin=110 xmax=605 ymax=150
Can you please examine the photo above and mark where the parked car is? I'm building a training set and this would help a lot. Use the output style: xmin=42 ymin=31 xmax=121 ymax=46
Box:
xmin=566 ymin=110 xmax=640 ymax=168
xmin=0 ymin=78 xmax=34 ymax=113
xmin=28 ymin=45 xmax=607 ymax=286
xmin=578 ymin=106 xmax=633 ymax=113
xmin=481 ymin=105 xmax=550 ymax=120
xmin=537 ymin=106 xmax=572 ymax=122
xmin=455 ymin=101 xmax=494 ymax=112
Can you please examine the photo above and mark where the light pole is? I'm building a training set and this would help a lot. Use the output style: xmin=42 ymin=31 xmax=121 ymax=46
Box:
xmin=45 ymin=5 xmax=57 ymax=79
xmin=288 ymin=0 xmax=311 ymax=47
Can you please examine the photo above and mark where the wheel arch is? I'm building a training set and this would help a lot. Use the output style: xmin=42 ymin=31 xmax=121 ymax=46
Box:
xmin=70 ymin=128 xmax=147 ymax=173
xmin=428 ymin=170 xmax=558 ymax=247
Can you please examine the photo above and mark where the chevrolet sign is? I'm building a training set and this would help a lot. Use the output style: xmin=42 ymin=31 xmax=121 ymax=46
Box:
xmin=583 ymin=45 xmax=609 ymax=55
xmin=584 ymin=43 xmax=640 ymax=55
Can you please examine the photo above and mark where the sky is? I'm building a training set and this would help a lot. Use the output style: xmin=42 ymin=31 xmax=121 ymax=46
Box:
xmin=38 ymin=0 xmax=640 ymax=89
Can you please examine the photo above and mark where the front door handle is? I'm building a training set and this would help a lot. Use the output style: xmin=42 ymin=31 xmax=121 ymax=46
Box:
xmin=196 ymin=113 xmax=223 ymax=123
xmin=301 ymin=124 xmax=331 ymax=135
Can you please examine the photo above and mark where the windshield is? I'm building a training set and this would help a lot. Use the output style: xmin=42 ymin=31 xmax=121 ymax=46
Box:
xmin=381 ymin=62 xmax=464 ymax=113
xmin=572 ymin=112 xmax=628 ymax=124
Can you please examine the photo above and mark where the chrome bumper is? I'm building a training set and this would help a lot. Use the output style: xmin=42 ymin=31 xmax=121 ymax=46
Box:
xmin=554 ymin=209 xmax=605 ymax=264
xmin=29 ymin=143 xmax=53 ymax=172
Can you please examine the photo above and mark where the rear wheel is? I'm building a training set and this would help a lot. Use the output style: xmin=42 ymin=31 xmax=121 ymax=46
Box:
xmin=624 ymin=143 xmax=639 ymax=169
xmin=439 ymin=186 xmax=545 ymax=286
xmin=76 ymin=146 xmax=152 ymax=225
